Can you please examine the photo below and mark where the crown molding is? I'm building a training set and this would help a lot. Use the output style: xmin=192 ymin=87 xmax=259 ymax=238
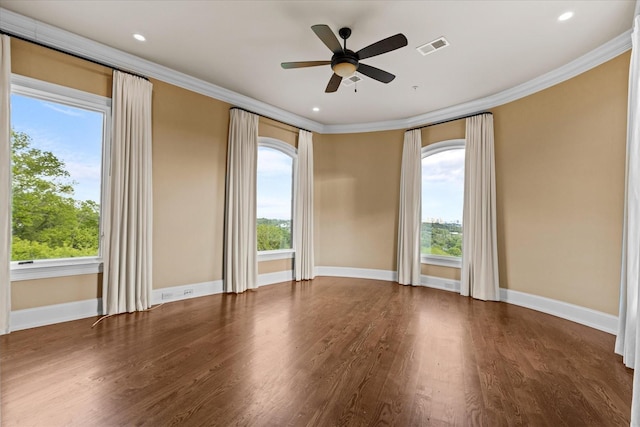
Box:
xmin=0 ymin=7 xmax=324 ymax=133
xmin=323 ymin=29 xmax=632 ymax=134
xmin=0 ymin=7 xmax=632 ymax=135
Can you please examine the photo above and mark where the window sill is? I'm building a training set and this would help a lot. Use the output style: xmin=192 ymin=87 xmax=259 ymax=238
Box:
xmin=10 ymin=258 xmax=103 ymax=282
xmin=421 ymin=255 xmax=462 ymax=269
xmin=257 ymin=249 xmax=294 ymax=262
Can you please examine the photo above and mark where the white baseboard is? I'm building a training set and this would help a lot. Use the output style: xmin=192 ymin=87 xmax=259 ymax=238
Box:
xmin=315 ymin=266 xmax=398 ymax=282
xmin=152 ymin=280 xmax=223 ymax=305
xmin=499 ymin=288 xmax=618 ymax=335
xmin=318 ymin=267 xmax=618 ymax=335
xmin=9 ymin=268 xmax=619 ymax=336
xmin=11 ymin=298 xmax=103 ymax=332
xmin=416 ymin=274 xmax=617 ymax=334
xmin=8 ymin=272 xmax=296 ymax=332
xmin=258 ymin=270 xmax=294 ymax=287
xmin=420 ymin=274 xmax=461 ymax=292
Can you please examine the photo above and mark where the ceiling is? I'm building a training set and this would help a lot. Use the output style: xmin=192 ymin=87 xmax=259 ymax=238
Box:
xmin=0 ymin=1 xmax=635 ymax=128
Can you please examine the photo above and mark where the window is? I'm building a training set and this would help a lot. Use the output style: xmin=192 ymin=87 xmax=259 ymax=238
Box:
xmin=421 ymin=139 xmax=465 ymax=267
xmin=10 ymin=75 xmax=110 ymax=280
xmin=256 ymin=137 xmax=296 ymax=259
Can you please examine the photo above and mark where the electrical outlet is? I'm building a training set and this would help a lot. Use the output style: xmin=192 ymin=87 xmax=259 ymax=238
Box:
xmin=184 ymin=289 xmax=193 ymax=296
xmin=161 ymin=292 xmax=173 ymax=300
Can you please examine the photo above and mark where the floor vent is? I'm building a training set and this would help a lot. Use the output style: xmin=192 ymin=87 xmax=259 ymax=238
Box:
xmin=416 ymin=37 xmax=450 ymax=56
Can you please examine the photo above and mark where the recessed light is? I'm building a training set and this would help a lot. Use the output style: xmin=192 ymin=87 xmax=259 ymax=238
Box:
xmin=558 ymin=11 xmax=574 ymax=22
xmin=312 ymin=107 xmax=320 ymax=112
xmin=133 ymin=33 xmax=146 ymax=42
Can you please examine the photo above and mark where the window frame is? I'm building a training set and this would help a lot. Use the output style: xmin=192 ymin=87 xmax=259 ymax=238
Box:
xmin=9 ymin=74 xmax=111 ymax=281
xmin=256 ymin=137 xmax=297 ymax=262
xmin=420 ymin=138 xmax=465 ymax=268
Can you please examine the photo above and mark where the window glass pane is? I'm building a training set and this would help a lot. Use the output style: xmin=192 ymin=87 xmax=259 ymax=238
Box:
xmin=421 ymin=148 xmax=464 ymax=257
xmin=11 ymin=93 xmax=103 ymax=261
xmin=256 ymin=146 xmax=293 ymax=251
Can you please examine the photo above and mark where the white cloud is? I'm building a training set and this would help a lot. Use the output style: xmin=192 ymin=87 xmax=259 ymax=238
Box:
xmin=41 ymin=101 xmax=84 ymax=117
xmin=422 ymin=149 xmax=465 ymax=184
xmin=66 ymin=161 xmax=101 ymax=181
xmin=257 ymin=148 xmax=292 ymax=176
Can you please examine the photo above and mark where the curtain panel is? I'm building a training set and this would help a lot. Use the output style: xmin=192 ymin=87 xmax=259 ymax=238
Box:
xmin=0 ymin=35 xmax=11 ymax=334
xmin=294 ymin=129 xmax=315 ymax=281
xmin=616 ymin=14 xmax=640 ymax=425
xmin=224 ymin=109 xmax=258 ymax=293
xmin=397 ymin=129 xmax=422 ymax=286
xmin=103 ymin=70 xmax=153 ymax=314
xmin=461 ymin=114 xmax=500 ymax=301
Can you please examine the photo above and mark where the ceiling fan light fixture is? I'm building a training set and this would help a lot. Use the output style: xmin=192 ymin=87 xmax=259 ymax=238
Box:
xmin=332 ymin=61 xmax=357 ymax=78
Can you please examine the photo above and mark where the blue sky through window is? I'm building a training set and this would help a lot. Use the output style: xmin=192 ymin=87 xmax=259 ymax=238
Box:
xmin=256 ymin=146 xmax=292 ymax=220
xmin=11 ymin=93 xmax=103 ymax=203
xmin=422 ymin=148 xmax=465 ymax=223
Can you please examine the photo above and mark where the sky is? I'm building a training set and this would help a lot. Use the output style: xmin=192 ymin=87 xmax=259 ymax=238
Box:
xmin=11 ymin=93 xmax=104 ymax=203
xmin=422 ymin=148 xmax=465 ymax=223
xmin=257 ymin=146 xmax=293 ymax=220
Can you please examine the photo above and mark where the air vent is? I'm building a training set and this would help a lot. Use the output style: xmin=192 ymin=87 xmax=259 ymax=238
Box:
xmin=342 ymin=74 xmax=362 ymax=86
xmin=416 ymin=37 xmax=450 ymax=56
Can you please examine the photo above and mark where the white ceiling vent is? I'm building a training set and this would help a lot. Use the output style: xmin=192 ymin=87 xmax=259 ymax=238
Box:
xmin=342 ymin=74 xmax=362 ymax=86
xmin=416 ymin=37 xmax=450 ymax=56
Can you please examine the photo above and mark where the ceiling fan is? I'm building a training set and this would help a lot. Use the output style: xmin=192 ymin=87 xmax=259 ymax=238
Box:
xmin=281 ymin=25 xmax=408 ymax=93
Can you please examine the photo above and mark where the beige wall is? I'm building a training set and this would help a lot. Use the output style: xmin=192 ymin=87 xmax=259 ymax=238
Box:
xmin=7 ymin=37 xmax=630 ymax=317
xmin=11 ymin=39 xmax=112 ymax=97
xmin=151 ymin=79 xmax=230 ymax=289
xmin=315 ymin=130 xmax=404 ymax=270
xmin=259 ymin=117 xmax=299 ymax=147
xmin=12 ymin=275 xmax=102 ymax=311
xmin=491 ymin=52 xmax=629 ymax=315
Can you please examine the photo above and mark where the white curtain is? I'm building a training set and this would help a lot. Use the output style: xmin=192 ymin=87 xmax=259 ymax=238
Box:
xmin=294 ymin=129 xmax=315 ymax=281
xmin=0 ymin=35 xmax=11 ymax=334
xmin=224 ymin=109 xmax=258 ymax=293
xmin=103 ymin=70 xmax=153 ymax=314
xmin=616 ymin=14 xmax=640 ymax=425
xmin=461 ymin=114 xmax=499 ymax=301
xmin=397 ymin=129 xmax=421 ymax=286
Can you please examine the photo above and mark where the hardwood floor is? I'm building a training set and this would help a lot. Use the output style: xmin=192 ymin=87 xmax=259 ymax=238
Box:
xmin=1 ymin=277 xmax=633 ymax=426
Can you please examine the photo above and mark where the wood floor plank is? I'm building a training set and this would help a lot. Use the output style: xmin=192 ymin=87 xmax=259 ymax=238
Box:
xmin=1 ymin=277 xmax=633 ymax=426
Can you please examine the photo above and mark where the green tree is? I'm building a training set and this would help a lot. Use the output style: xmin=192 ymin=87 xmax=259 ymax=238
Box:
xmin=11 ymin=130 xmax=100 ymax=261
xmin=421 ymin=222 xmax=462 ymax=257
xmin=257 ymin=218 xmax=291 ymax=251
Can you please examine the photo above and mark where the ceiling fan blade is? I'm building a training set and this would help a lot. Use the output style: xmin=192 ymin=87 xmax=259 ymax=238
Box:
xmin=357 ymin=63 xmax=396 ymax=83
xmin=312 ymin=24 xmax=343 ymax=54
xmin=356 ymin=33 xmax=408 ymax=60
xmin=325 ymin=73 xmax=342 ymax=93
xmin=281 ymin=61 xmax=331 ymax=69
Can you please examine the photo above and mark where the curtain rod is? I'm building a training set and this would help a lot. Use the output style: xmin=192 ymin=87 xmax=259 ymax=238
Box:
xmin=0 ymin=29 xmax=149 ymax=81
xmin=230 ymin=107 xmax=312 ymax=134
xmin=406 ymin=111 xmax=493 ymax=133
